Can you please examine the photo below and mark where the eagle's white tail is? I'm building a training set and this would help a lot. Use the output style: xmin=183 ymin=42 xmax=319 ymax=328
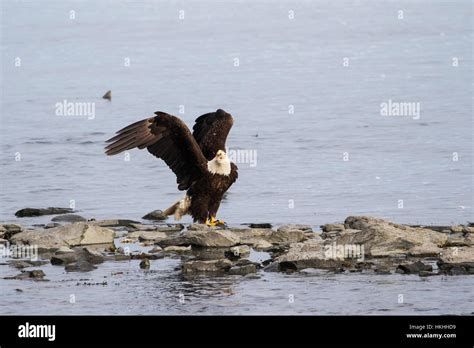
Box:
xmin=163 ymin=195 xmax=191 ymax=221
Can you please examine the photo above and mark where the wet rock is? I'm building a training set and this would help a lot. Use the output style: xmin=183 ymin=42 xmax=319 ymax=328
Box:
xmin=396 ymin=261 xmax=432 ymax=274
xmin=142 ymin=210 xmax=167 ymax=221
xmin=229 ymin=263 xmax=257 ymax=276
xmin=89 ymin=219 xmax=140 ymax=228
xmin=1 ymin=224 xmax=23 ymax=239
xmin=249 ymin=223 xmax=272 ymax=229
xmin=131 ymin=253 xmax=164 ymax=260
xmin=82 ymin=247 xmax=105 ymax=264
xmin=163 ymin=245 xmax=191 ymax=253
xmin=182 ymin=259 xmax=232 ymax=274
xmin=51 ymin=247 xmax=104 ymax=266
xmin=187 ymin=224 xmax=212 ymax=231
xmin=191 ymin=248 xmax=228 ymax=260
xmin=7 ymin=260 xmax=49 ymax=269
xmin=65 ymin=261 xmax=97 ymax=272
xmin=439 ymin=247 xmax=474 ymax=264
xmin=267 ymin=229 xmax=307 ymax=244
xmin=55 ymin=246 xmax=75 ymax=254
xmin=277 ymin=224 xmax=313 ymax=234
xmin=419 ymin=271 xmax=438 ymax=277
xmin=51 ymin=253 xmax=78 ymax=265
xmin=111 ymin=254 xmax=132 ymax=261
xmin=149 ymin=246 xmax=163 ymax=253
xmin=340 ymin=216 xmax=447 ymax=258
xmin=463 ymin=226 xmax=474 ymax=233
xmin=249 ymin=240 xmax=270 ymax=251
xmin=274 ymin=238 xmax=357 ymax=271
xmin=45 ymin=223 xmax=61 ymax=229
xmin=443 ymin=233 xmax=472 ymax=247
xmin=155 ymin=224 xmax=185 ymax=233
xmin=15 ymin=207 xmax=74 ymax=217
xmin=127 ymin=231 xmax=168 ymax=242
xmin=139 ymin=259 xmax=150 ymax=269
xmin=51 ymin=214 xmax=86 ymax=222
xmin=4 ymin=269 xmax=47 ymax=281
xmin=321 ymin=224 xmax=345 ymax=232
xmin=10 ymin=222 xmax=115 ymax=250
xmin=158 ymin=229 xmax=240 ymax=248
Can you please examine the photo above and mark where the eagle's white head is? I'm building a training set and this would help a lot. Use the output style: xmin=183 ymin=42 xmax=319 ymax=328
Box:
xmin=207 ymin=150 xmax=231 ymax=176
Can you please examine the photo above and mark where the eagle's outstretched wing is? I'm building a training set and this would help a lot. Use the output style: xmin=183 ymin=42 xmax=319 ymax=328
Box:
xmin=105 ymin=112 xmax=207 ymax=190
xmin=192 ymin=109 xmax=234 ymax=160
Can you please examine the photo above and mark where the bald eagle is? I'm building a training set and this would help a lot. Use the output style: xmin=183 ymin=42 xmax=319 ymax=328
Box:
xmin=104 ymin=109 xmax=238 ymax=226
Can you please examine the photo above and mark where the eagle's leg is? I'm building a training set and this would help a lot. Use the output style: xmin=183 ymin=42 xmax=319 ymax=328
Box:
xmin=210 ymin=216 xmax=226 ymax=226
xmin=205 ymin=217 xmax=218 ymax=227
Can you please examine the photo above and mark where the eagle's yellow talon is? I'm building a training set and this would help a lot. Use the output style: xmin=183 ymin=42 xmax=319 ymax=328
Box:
xmin=211 ymin=217 xmax=226 ymax=226
xmin=205 ymin=218 xmax=217 ymax=227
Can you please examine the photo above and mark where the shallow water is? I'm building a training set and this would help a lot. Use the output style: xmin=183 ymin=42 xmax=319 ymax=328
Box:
xmin=1 ymin=255 xmax=473 ymax=315
xmin=0 ymin=0 xmax=472 ymax=314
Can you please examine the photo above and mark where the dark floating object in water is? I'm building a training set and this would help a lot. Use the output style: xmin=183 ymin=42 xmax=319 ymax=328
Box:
xmin=51 ymin=214 xmax=86 ymax=222
xmin=102 ymin=90 xmax=112 ymax=100
xmin=15 ymin=207 xmax=74 ymax=218
xmin=249 ymin=223 xmax=272 ymax=229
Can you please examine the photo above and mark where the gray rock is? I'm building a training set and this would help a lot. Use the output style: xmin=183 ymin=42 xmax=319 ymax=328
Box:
xmin=142 ymin=210 xmax=167 ymax=221
xmin=4 ymin=269 xmax=47 ymax=281
xmin=277 ymin=224 xmax=313 ymax=233
xmin=149 ymin=246 xmax=163 ymax=253
xmin=275 ymin=239 xmax=352 ymax=271
xmin=0 ymin=224 xmax=23 ymax=239
xmin=51 ymin=253 xmax=78 ymax=265
xmin=55 ymin=246 xmax=75 ymax=254
xmin=89 ymin=219 xmax=140 ymax=227
xmin=163 ymin=245 xmax=192 ymax=253
xmin=155 ymin=224 xmax=185 ymax=233
xmin=321 ymin=224 xmax=345 ymax=232
xmin=51 ymin=247 xmax=104 ymax=266
xmin=419 ymin=271 xmax=439 ymax=277
xmin=158 ymin=229 xmax=240 ymax=248
xmin=51 ymin=214 xmax=86 ymax=222
xmin=139 ymin=259 xmax=150 ymax=269
xmin=127 ymin=231 xmax=168 ymax=242
xmin=463 ymin=226 xmax=474 ymax=233
xmin=182 ymin=259 xmax=232 ymax=274
xmin=266 ymin=229 xmax=307 ymax=244
xmin=45 ymin=223 xmax=61 ymax=229
xmin=10 ymin=222 xmax=115 ymax=250
xmin=229 ymin=263 xmax=257 ymax=275
xmin=0 ymin=238 xmax=7 ymax=245
xmin=450 ymin=225 xmax=464 ymax=233
xmin=396 ymin=261 xmax=432 ymax=274
xmin=131 ymin=253 xmax=164 ymax=260
xmin=65 ymin=261 xmax=97 ymax=272
xmin=253 ymin=240 xmax=273 ymax=251
xmin=341 ymin=216 xmax=447 ymax=258
xmin=249 ymin=223 xmax=272 ymax=229
xmin=15 ymin=207 xmax=74 ymax=217
xmin=444 ymin=233 xmax=472 ymax=247
xmin=7 ymin=260 xmax=49 ymax=269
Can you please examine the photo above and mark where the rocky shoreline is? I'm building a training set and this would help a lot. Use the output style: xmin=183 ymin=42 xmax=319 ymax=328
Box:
xmin=1 ymin=211 xmax=473 ymax=280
